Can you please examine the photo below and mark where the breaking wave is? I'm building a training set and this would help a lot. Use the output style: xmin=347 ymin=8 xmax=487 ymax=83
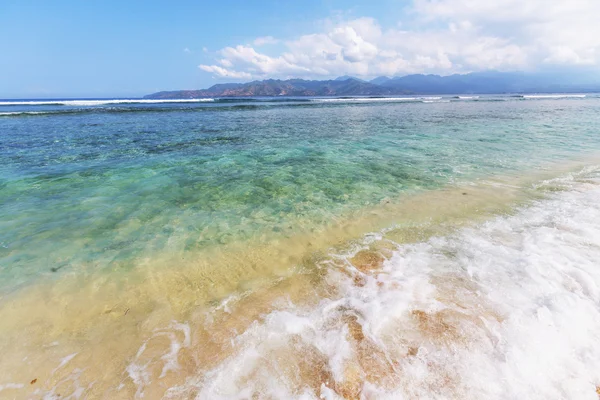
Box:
xmin=311 ymin=97 xmax=443 ymax=103
xmin=1 ymin=95 xmax=598 ymax=119
xmin=162 ymin=167 xmax=600 ymax=399
xmin=0 ymin=99 xmax=214 ymax=106
xmin=519 ymin=94 xmax=587 ymax=99
xmin=0 ymin=111 xmax=52 ymax=117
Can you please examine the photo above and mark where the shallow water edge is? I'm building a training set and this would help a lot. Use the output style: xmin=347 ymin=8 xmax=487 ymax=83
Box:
xmin=1 ymin=158 xmax=600 ymax=399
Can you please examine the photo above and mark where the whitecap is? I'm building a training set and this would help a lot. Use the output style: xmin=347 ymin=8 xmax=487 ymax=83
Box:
xmin=0 ymin=111 xmax=50 ymax=116
xmin=522 ymin=94 xmax=586 ymax=99
xmin=0 ymin=99 xmax=214 ymax=106
xmin=310 ymin=97 xmax=449 ymax=104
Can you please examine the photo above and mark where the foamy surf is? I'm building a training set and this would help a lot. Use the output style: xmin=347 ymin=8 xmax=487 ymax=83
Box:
xmin=0 ymin=111 xmax=50 ymax=116
xmin=160 ymin=168 xmax=600 ymax=399
xmin=311 ymin=97 xmax=442 ymax=103
xmin=0 ymin=110 xmax=77 ymax=117
xmin=0 ymin=98 xmax=214 ymax=106
xmin=521 ymin=94 xmax=587 ymax=99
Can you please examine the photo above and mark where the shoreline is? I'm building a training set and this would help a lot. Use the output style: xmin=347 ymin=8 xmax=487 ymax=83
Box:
xmin=1 ymin=156 xmax=599 ymax=398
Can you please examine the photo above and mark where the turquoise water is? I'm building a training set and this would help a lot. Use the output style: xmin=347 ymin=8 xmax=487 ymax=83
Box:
xmin=1 ymin=96 xmax=600 ymax=291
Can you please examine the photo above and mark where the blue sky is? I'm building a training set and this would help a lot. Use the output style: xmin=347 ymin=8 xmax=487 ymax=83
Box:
xmin=1 ymin=0 xmax=599 ymax=98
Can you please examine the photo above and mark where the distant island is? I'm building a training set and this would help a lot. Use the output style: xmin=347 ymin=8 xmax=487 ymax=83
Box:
xmin=145 ymin=71 xmax=600 ymax=99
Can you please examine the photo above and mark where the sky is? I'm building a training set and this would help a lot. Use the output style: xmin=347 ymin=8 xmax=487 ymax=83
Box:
xmin=1 ymin=0 xmax=600 ymax=98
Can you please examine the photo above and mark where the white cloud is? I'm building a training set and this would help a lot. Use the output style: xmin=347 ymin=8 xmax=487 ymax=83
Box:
xmin=199 ymin=65 xmax=252 ymax=79
xmin=253 ymin=36 xmax=279 ymax=46
xmin=413 ymin=0 xmax=600 ymax=66
xmin=199 ymin=1 xmax=600 ymax=80
xmin=183 ymin=47 xmax=191 ymax=54
xmin=199 ymin=45 xmax=311 ymax=79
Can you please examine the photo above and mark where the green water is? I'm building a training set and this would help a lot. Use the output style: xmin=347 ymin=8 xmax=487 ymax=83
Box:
xmin=1 ymin=97 xmax=600 ymax=291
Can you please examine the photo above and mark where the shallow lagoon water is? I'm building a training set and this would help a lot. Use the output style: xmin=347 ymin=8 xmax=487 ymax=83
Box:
xmin=1 ymin=96 xmax=600 ymax=398
xmin=2 ymin=96 xmax=599 ymax=289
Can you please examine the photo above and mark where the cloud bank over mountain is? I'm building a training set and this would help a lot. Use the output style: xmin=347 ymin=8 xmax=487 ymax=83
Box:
xmin=200 ymin=0 xmax=600 ymax=80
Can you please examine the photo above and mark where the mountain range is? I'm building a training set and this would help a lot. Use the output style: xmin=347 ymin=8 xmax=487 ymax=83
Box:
xmin=145 ymin=71 xmax=600 ymax=99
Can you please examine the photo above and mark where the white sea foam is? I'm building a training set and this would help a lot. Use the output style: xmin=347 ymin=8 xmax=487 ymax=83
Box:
xmin=0 ymin=383 xmax=24 ymax=392
xmin=457 ymin=96 xmax=480 ymax=99
xmin=173 ymin=167 xmax=600 ymax=399
xmin=522 ymin=94 xmax=587 ymax=99
xmin=0 ymin=111 xmax=50 ymax=116
xmin=126 ymin=322 xmax=191 ymax=398
xmin=51 ymin=352 xmax=78 ymax=375
xmin=312 ymin=97 xmax=442 ymax=103
xmin=35 ymin=367 xmax=91 ymax=400
xmin=312 ymin=97 xmax=416 ymax=102
xmin=0 ymin=99 xmax=214 ymax=106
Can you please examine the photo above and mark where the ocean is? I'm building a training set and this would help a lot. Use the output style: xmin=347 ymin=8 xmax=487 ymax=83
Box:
xmin=1 ymin=95 xmax=600 ymax=399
